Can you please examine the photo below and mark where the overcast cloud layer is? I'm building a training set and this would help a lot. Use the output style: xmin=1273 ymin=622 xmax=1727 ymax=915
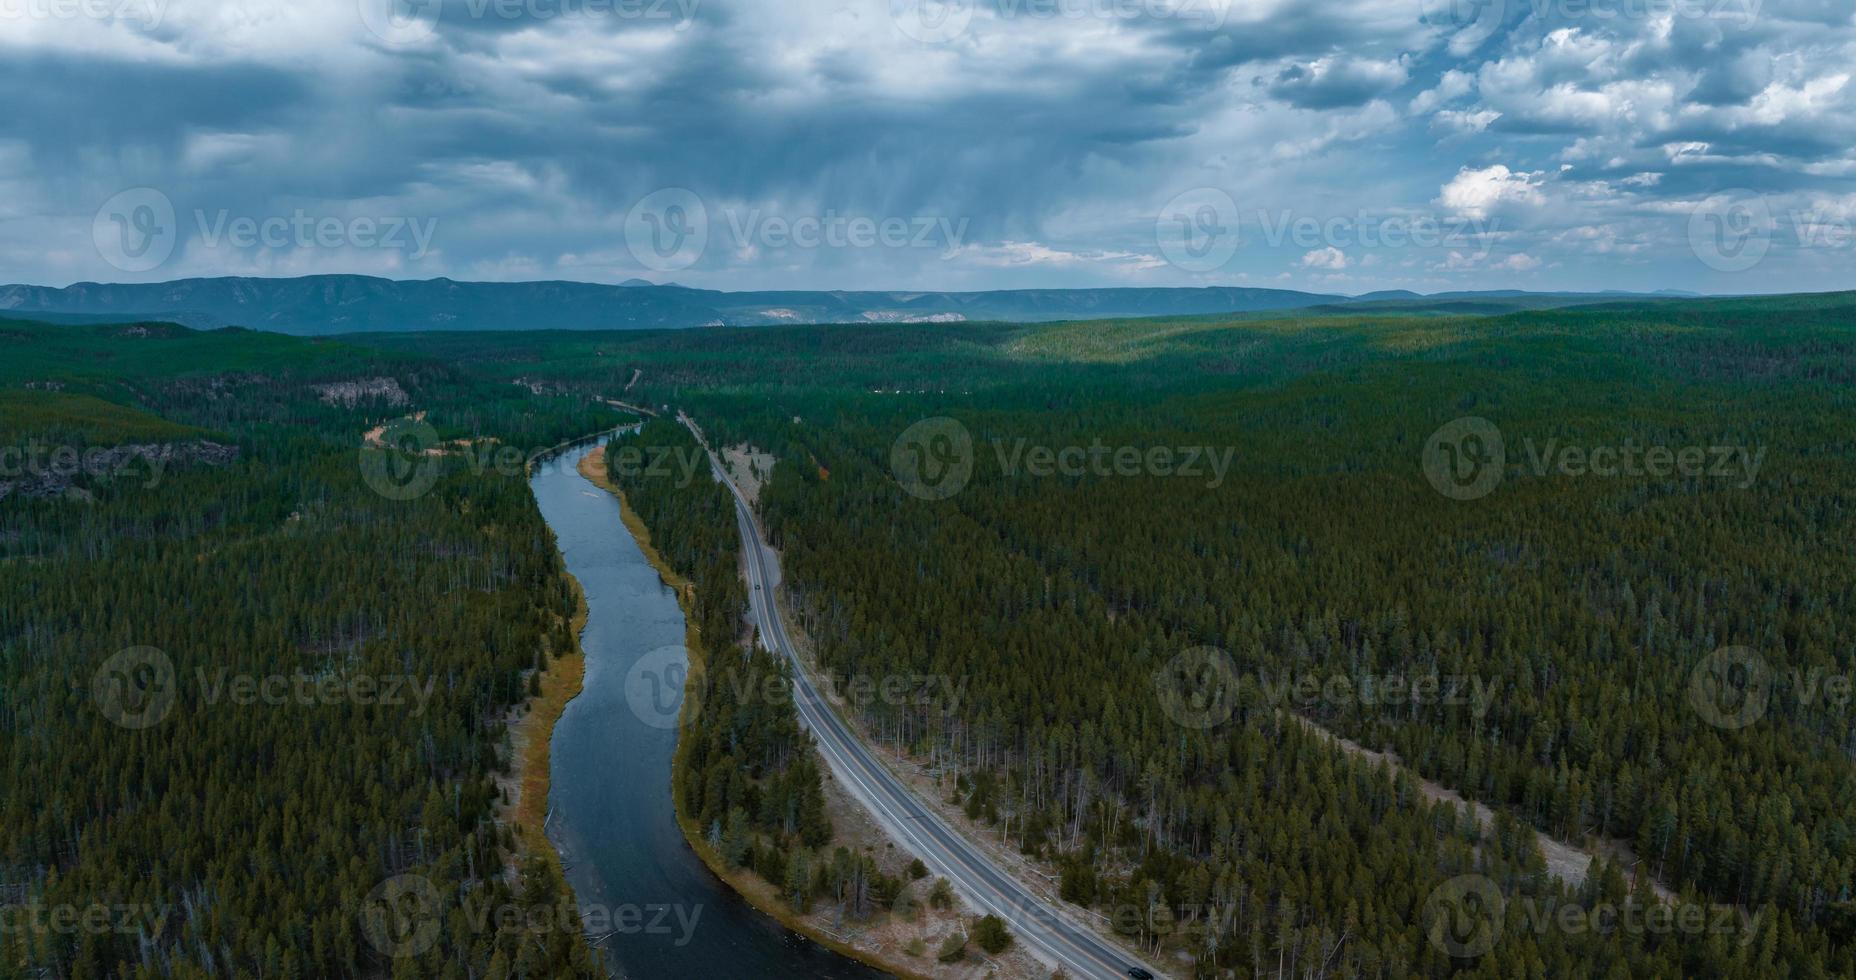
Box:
xmin=3 ymin=0 xmax=1854 ymax=293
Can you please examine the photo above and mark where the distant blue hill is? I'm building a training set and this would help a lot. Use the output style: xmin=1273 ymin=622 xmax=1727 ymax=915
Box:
xmin=0 ymin=275 xmax=1695 ymax=335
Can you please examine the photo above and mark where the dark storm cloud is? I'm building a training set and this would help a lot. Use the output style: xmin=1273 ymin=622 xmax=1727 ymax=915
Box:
xmin=1264 ymin=59 xmax=1408 ymax=109
xmin=0 ymin=54 xmax=309 ymax=164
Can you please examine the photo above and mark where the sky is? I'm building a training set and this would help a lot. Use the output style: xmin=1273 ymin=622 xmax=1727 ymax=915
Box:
xmin=2 ymin=0 xmax=1854 ymax=295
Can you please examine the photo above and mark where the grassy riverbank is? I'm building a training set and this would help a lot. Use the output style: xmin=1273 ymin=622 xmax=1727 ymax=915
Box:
xmin=498 ymin=562 xmax=587 ymax=872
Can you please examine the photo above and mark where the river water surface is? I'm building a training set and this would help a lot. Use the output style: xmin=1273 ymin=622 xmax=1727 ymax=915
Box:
xmin=531 ymin=439 xmax=884 ymax=979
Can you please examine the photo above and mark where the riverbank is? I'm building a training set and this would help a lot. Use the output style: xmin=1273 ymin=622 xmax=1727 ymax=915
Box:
xmin=496 ymin=518 xmax=590 ymax=876
xmin=577 ymin=445 xmax=1006 ymax=980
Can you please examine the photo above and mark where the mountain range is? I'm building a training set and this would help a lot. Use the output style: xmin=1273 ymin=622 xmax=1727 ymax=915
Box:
xmin=0 ymin=276 xmax=1699 ymax=335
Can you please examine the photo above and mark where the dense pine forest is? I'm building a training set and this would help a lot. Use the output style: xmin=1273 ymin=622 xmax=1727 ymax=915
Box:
xmin=374 ymin=294 xmax=1856 ymax=977
xmin=0 ymin=321 xmax=619 ymax=978
xmin=6 ymin=294 xmax=1854 ymax=978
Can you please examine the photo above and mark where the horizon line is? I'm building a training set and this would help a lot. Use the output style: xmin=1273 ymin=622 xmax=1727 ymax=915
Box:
xmin=0 ymin=273 xmax=1742 ymax=300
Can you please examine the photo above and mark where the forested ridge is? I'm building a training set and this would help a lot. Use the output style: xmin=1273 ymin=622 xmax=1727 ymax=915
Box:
xmin=1 ymin=321 xmax=620 ymax=978
xmin=406 ymin=297 xmax=1856 ymax=976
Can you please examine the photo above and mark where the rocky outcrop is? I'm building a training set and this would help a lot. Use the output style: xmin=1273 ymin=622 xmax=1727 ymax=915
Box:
xmin=0 ymin=440 xmax=240 ymax=501
xmin=314 ymin=377 xmax=409 ymax=408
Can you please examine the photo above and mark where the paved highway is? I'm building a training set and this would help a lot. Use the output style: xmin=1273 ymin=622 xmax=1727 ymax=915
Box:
xmin=684 ymin=420 xmax=1167 ymax=980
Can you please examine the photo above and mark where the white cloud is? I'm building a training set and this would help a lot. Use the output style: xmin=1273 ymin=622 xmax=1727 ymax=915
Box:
xmin=1300 ymin=246 xmax=1348 ymax=269
xmin=949 ymin=241 xmax=1165 ymax=271
xmin=1437 ymin=165 xmax=1546 ymax=219
xmin=1433 ymin=108 xmax=1501 ymax=133
xmin=1410 ymin=69 xmax=1474 ymax=115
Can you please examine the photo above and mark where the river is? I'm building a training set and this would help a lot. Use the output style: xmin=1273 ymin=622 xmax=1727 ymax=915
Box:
xmin=530 ymin=438 xmax=885 ymax=979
